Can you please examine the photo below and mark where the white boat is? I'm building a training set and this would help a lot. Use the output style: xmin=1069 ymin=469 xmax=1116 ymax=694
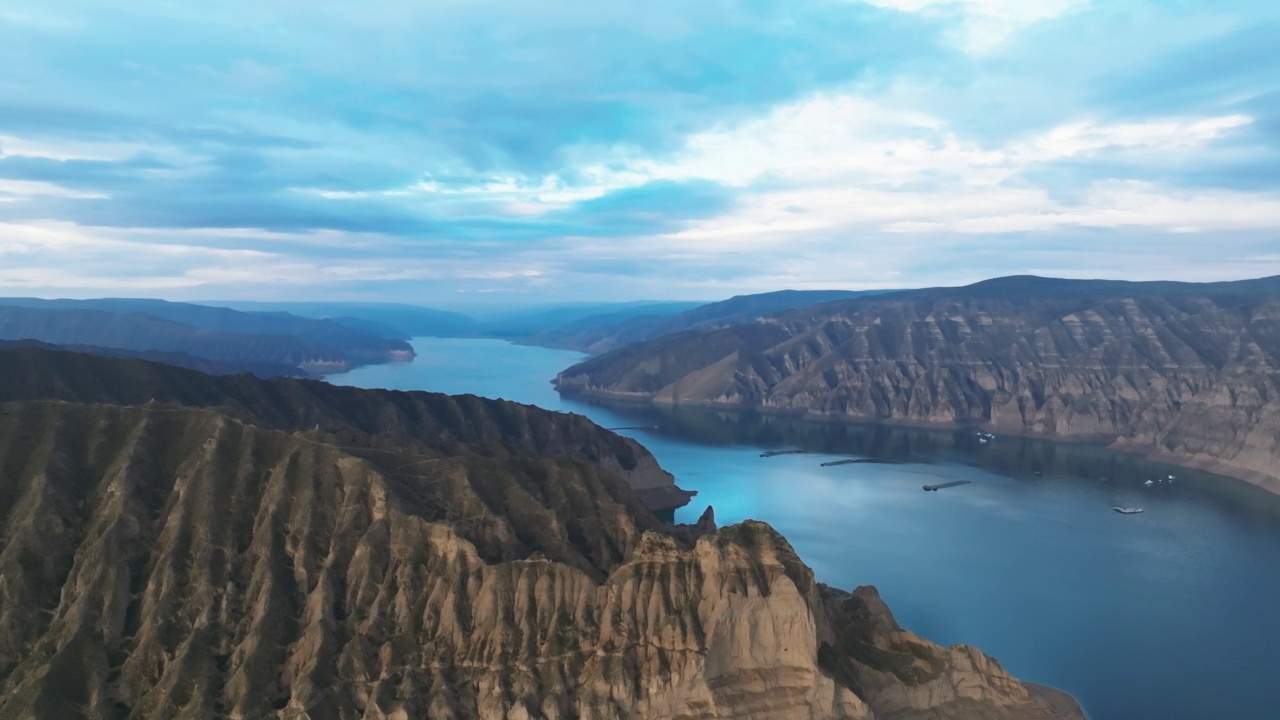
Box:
xmin=1144 ymin=479 xmax=1154 ymax=486
xmin=1113 ymin=507 xmax=1144 ymax=514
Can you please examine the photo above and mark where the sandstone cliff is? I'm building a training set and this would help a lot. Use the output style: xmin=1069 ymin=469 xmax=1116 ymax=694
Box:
xmin=555 ymin=275 xmax=1280 ymax=493
xmin=0 ymin=349 xmax=1082 ymax=719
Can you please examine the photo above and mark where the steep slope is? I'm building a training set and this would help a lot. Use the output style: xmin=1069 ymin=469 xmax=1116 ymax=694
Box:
xmin=0 ymin=398 xmax=1081 ymax=720
xmin=0 ymin=301 xmax=413 ymax=370
xmin=530 ymin=290 xmax=879 ymax=354
xmin=0 ymin=345 xmax=685 ymax=513
xmin=0 ymin=339 xmax=309 ymax=378
xmin=555 ymin=275 xmax=1280 ymax=493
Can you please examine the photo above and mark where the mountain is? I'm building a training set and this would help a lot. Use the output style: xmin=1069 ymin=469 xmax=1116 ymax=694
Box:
xmin=0 ymin=344 xmax=680 ymax=510
xmin=0 ymin=339 xmax=308 ymax=378
xmin=477 ymin=301 xmax=703 ymax=339
xmin=0 ymin=298 xmax=414 ymax=364
xmin=0 ymin=301 xmax=413 ymax=373
xmin=529 ymin=290 xmax=883 ymax=354
xmin=0 ymin=346 xmax=1081 ymax=720
xmin=555 ymin=275 xmax=1280 ymax=494
xmin=210 ymin=301 xmax=479 ymax=338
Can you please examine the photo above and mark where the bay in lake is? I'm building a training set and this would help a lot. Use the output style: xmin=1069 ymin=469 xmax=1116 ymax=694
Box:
xmin=332 ymin=338 xmax=1280 ymax=720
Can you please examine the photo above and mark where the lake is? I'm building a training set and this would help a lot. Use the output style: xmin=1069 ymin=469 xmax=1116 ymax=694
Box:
xmin=332 ymin=338 xmax=1280 ymax=720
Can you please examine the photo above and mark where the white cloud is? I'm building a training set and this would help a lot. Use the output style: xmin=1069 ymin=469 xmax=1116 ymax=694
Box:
xmin=629 ymin=93 xmax=1253 ymax=190
xmin=0 ymin=179 xmax=107 ymax=201
xmin=854 ymin=0 xmax=1090 ymax=52
xmin=1010 ymin=115 xmax=1254 ymax=162
xmin=0 ymin=135 xmax=145 ymax=162
xmin=583 ymin=92 xmax=1264 ymax=241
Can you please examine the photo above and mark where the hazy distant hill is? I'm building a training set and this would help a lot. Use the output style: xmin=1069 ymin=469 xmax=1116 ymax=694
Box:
xmin=477 ymin=301 xmax=702 ymax=339
xmin=0 ymin=298 xmax=413 ymax=362
xmin=555 ymin=275 xmax=1280 ymax=493
xmin=0 ymin=302 xmax=413 ymax=373
xmin=529 ymin=290 xmax=882 ymax=354
xmin=212 ymin=300 xmax=479 ymax=337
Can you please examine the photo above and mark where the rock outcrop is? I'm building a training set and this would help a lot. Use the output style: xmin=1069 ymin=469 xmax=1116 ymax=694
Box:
xmin=555 ymin=275 xmax=1280 ymax=493
xmin=0 ymin=349 xmax=1081 ymax=719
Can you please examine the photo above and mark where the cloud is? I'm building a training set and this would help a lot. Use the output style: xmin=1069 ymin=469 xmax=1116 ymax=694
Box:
xmin=854 ymin=0 xmax=1089 ymax=52
xmin=1 ymin=0 xmax=1279 ymax=304
xmin=0 ymin=179 xmax=107 ymax=201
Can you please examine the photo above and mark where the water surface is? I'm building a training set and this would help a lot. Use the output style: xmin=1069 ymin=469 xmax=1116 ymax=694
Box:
xmin=333 ymin=338 xmax=1280 ymax=720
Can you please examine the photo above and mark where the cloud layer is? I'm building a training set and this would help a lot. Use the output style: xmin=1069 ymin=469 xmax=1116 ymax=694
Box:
xmin=1 ymin=0 xmax=1278 ymax=305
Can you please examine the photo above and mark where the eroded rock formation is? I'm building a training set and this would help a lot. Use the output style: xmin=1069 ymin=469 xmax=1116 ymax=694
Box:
xmin=556 ymin=276 xmax=1280 ymax=493
xmin=0 ymin=348 xmax=1081 ymax=719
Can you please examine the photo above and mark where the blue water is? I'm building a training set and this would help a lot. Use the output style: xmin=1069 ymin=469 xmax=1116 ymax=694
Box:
xmin=333 ymin=338 xmax=1280 ymax=720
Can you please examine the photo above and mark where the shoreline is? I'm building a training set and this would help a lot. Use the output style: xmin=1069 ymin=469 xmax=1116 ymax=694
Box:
xmin=558 ymin=388 xmax=1280 ymax=498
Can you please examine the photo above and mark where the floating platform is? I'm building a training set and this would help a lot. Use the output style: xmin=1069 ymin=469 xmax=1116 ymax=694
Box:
xmin=923 ymin=480 xmax=971 ymax=492
xmin=760 ymin=449 xmax=805 ymax=458
xmin=820 ymin=458 xmax=879 ymax=467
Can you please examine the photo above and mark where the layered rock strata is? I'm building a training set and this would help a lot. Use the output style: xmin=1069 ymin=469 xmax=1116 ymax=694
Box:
xmin=0 ymin=349 xmax=1082 ymax=719
xmin=556 ymin=279 xmax=1280 ymax=493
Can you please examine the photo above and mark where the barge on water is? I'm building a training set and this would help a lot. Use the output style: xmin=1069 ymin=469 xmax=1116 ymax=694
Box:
xmin=760 ymin=449 xmax=805 ymax=458
xmin=923 ymin=480 xmax=972 ymax=492
xmin=820 ymin=458 xmax=865 ymax=467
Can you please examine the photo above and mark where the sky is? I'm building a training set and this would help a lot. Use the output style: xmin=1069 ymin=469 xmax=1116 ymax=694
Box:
xmin=2 ymin=0 xmax=1279 ymax=308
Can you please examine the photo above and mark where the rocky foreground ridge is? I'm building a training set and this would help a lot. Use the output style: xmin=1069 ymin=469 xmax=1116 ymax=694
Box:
xmin=0 ymin=348 xmax=1081 ymax=719
xmin=555 ymin=275 xmax=1280 ymax=494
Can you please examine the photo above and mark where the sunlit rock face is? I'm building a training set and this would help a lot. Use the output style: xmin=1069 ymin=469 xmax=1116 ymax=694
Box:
xmin=0 ymin=348 xmax=1080 ymax=720
xmin=557 ymin=279 xmax=1280 ymax=493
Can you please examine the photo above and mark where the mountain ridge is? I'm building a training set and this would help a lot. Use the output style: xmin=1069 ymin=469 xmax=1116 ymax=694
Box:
xmin=555 ymin=275 xmax=1280 ymax=494
xmin=0 ymin=301 xmax=414 ymax=374
xmin=528 ymin=290 xmax=882 ymax=354
xmin=0 ymin=348 xmax=1083 ymax=719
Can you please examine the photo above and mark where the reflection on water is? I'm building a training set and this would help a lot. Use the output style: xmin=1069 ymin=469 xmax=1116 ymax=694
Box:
xmin=570 ymin=398 xmax=1280 ymax=529
xmin=333 ymin=338 xmax=1280 ymax=720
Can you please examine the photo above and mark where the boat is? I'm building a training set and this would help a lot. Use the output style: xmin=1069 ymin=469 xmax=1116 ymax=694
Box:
xmin=1144 ymin=479 xmax=1154 ymax=486
xmin=759 ymin=449 xmax=804 ymax=458
xmin=1113 ymin=507 xmax=1144 ymax=514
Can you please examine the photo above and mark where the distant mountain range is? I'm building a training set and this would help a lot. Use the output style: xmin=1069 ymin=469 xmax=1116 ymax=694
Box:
xmin=2 ymin=292 xmax=877 ymax=377
xmin=554 ymin=275 xmax=1280 ymax=494
xmin=526 ymin=290 xmax=884 ymax=353
xmin=0 ymin=298 xmax=414 ymax=375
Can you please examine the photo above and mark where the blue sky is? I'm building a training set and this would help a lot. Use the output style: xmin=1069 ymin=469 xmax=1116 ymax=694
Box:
xmin=1 ymin=0 xmax=1279 ymax=307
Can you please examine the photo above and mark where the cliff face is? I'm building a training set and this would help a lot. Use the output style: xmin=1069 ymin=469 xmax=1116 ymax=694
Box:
xmin=0 ymin=349 xmax=1081 ymax=720
xmin=555 ymin=279 xmax=1280 ymax=493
